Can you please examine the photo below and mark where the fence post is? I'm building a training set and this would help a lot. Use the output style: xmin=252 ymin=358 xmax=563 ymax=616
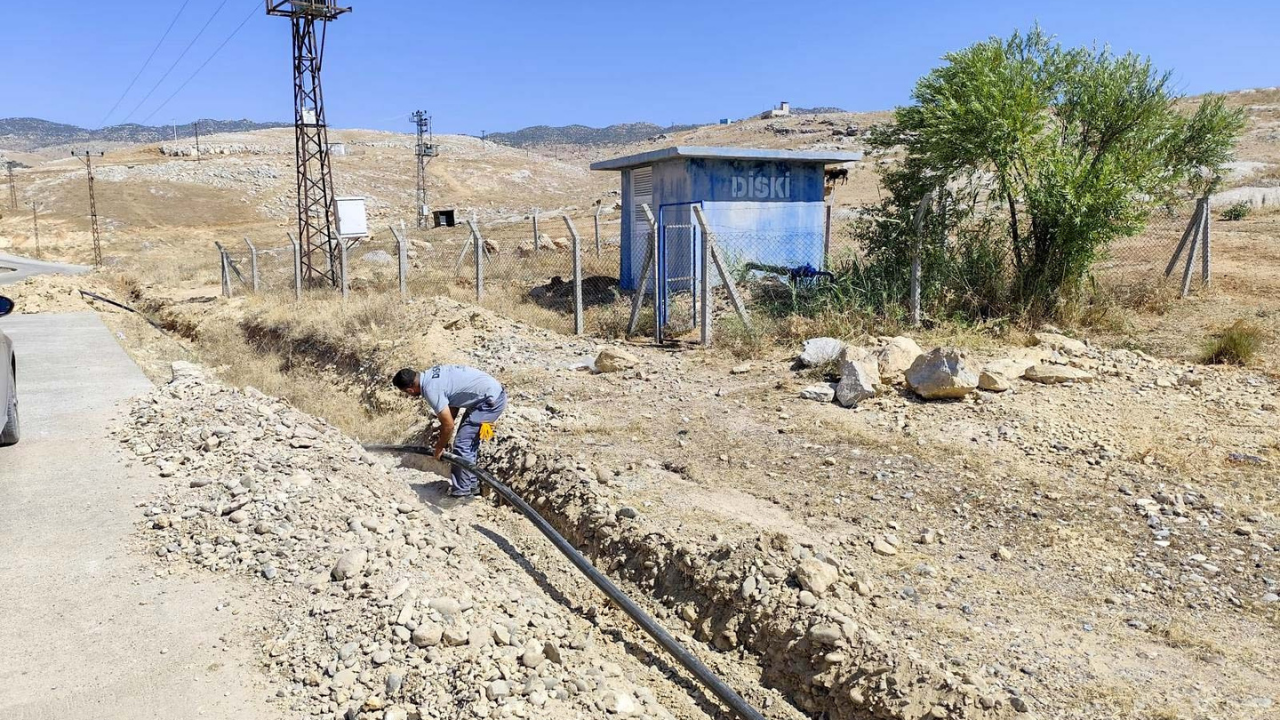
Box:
xmin=824 ymin=204 xmax=832 ymax=262
xmin=627 ymin=205 xmax=660 ymax=339
xmin=218 ymin=246 xmax=231 ymax=298
xmin=338 ymin=240 xmax=349 ymax=302
xmin=594 ymin=206 xmax=602 ymax=257
xmin=563 ymin=215 xmax=585 ymax=335
xmin=647 ymin=204 xmax=661 ymax=344
xmin=910 ymin=192 xmax=931 ymax=327
xmin=243 ymin=237 xmax=259 ymax=292
xmin=1180 ymin=216 xmax=1200 ymax=299
xmin=1201 ymin=196 xmax=1211 ymax=286
xmin=1165 ymin=201 xmax=1204 ymax=278
xmin=700 ymin=220 xmax=711 ymax=347
xmin=532 ymin=212 xmax=540 ymax=251
xmin=288 ymin=233 xmax=302 ymax=301
xmin=468 ymin=220 xmax=484 ymax=302
xmin=691 ymin=204 xmax=750 ymax=332
xmin=391 ymin=225 xmax=409 ymax=299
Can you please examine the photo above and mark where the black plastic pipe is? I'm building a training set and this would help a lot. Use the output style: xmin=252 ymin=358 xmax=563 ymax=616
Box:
xmin=363 ymin=444 xmax=767 ymax=720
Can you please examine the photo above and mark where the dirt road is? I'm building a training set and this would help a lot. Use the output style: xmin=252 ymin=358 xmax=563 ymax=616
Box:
xmin=0 ymin=312 xmax=278 ymax=719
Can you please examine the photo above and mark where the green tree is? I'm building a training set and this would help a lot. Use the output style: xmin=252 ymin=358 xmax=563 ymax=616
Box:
xmin=863 ymin=26 xmax=1244 ymax=318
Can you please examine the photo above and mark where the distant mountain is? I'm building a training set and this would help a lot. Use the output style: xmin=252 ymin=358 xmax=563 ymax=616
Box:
xmin=486 ymin=122 xmax=703 ymax=148
xmin=0 ymin=118 xmax=290 ymax=152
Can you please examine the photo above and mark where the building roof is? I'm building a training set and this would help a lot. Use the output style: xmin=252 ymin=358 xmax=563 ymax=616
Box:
xmin=590 ymin=146 xmax=863 ymax=171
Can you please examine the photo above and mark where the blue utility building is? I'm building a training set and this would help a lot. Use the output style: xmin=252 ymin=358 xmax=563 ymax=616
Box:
xmin=591 ymin=146 xmax=862 ymax=291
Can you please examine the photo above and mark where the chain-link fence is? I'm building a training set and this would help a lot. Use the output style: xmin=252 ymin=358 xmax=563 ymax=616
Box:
xmin=212 ymin=194 xmax=1209 ymax=344
xmin=1094 ymin=197 xmax=1205 ymax=294
xmin=213 ymin=205 xmax=830 ymax=344
xmin=445 ymin=211 xmax=632 ymax=336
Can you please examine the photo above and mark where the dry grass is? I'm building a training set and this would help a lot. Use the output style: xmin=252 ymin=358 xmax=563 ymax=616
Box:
xmin=195 ymin=317 xmax=421 ymax=442
xmin=716 ymin=315 xmax=777 ymax=360
xmin=1154 ymin=620 xmax=1226 ymax=658
xmin=1200 ymin=319 xmax=1265 ymax=365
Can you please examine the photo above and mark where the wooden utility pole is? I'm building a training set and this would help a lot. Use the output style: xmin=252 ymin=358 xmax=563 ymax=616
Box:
xmin=194 ymin=120 xmax=202 ymax=162
xmin=27 ymin=201 xmax=42 ymax=259
xmin=6 ymin=161 xmax=17 ymax=210
xmin=71 ymin=150 xmax=105 ymax=266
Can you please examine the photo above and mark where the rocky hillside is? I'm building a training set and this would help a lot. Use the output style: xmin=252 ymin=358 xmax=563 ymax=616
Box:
xmin=0 ymin=117 xmax=290 ymax=152
xmin=486 ymin=122 xmax=702 ymax=148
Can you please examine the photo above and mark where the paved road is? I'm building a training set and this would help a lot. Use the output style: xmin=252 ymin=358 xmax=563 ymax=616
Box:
xmin=0 ymin=313 xmax=277 ymax=719
xmin=0 ymin=252 xmax=90 ymax=286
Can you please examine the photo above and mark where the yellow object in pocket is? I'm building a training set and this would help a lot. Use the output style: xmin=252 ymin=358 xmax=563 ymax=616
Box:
xmin=479 ymin=422 xmax=495 ymax=442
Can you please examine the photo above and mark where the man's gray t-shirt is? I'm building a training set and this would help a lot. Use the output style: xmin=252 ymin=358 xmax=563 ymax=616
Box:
xmin=420 ymin=365 xmax=503 ymax=414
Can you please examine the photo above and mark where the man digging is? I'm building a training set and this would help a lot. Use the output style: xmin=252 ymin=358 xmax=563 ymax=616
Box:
xmin=393 ymin=365 xmax=507 ymax=500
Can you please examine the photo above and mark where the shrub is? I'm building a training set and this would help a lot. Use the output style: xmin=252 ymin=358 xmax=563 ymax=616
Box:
xmin=856 ymin=26 xmax=1244 ymax=323
xmin=1200 ymin=320 xmax=1264 ymax=365
xmin=1220 ymin=201 xmax=1252 ymax=221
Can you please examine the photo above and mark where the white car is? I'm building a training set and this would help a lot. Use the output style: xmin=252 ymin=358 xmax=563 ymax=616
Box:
xmin=0 ymin=295 xmax=17 ymax=446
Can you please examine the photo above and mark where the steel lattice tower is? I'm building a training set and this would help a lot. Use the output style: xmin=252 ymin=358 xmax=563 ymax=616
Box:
xmin=266 ymin=1 xmax=350 ymax=287
xmin=411 ymin=111 xmax=436 ymax=228
xmin=71 ymin=151 xmax=104 ymax=266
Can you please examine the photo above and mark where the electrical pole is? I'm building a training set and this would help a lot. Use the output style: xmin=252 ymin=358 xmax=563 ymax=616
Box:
xmin=267 ymin=0 xmax=351 ymax=288
xmin=411 ymin=110 xmax=436 ymax=228
xmin=172 ymin=120 xmax=178 ymax=142
xmin=6 ymin=161 xmax=16 ymax=210
xmin=71 ymin=150 xmax=105 ymax=266
xmin=26 ymin=201 xmax=42 ymax=260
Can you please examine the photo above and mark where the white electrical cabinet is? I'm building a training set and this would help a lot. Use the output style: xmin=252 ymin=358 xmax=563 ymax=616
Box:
xmin=334 ymin=196 xmax=368 ymax=238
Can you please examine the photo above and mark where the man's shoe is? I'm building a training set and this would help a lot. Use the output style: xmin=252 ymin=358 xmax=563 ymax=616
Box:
xmin=448 ymin=487 xmax=480 ymax=498
xmin=437 ymin=492 xmax=476 ymax=510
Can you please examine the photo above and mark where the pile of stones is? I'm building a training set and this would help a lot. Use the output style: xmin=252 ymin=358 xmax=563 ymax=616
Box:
xmin=120 ymin=362 xmax=683 ymax=720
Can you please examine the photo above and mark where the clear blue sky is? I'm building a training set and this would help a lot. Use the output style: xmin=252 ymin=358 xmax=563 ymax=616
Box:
xmin=4 ymin=0 xmax=1277 ymax=135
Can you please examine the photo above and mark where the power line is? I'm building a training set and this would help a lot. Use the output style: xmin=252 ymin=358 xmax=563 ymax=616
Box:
xmin=119 ymin=0 xmax=231 ymax=125
xmin=140 ymin=1 xmax=260 ymax=126
xmin=98 ymin=0 xmax=193 ymax=128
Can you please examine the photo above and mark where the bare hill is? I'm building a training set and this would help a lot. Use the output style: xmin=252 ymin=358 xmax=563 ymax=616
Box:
xmin=0 ymin=117 xmax=290 ymax=153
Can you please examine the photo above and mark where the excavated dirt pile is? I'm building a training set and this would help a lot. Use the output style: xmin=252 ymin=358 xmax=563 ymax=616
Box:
xmin=3 ymin=272 xmax=95 ymax=313
xmin=120 ymin=362 xmax=694 ymax=720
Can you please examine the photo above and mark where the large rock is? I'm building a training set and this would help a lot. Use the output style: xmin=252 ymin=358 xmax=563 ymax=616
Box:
xmin=978 ymin=370 xmax=1012 ymax=392
xmin=835 ymin=347 xmax=878 ymax=407
xmin=799 ymin=337 xmax=846 ymax=368
xmin=1033 ymin=332 xmax=1088 ymax=356
xmin=906 ymin=348 xmax=979 ymax=400
xmin=330 ymin=548 xmax=368 ymax=581
xmin=601 ymin=691 xmax=638 ymax=716
xmin=978 ymin=358 xmax=1038 ymax=392
xmin=795 ymin=558 xmax=840 ymax=596
xmin=1024 ymin=363 xmax=1094 ymax=384
xmin=411 ymin=623 xmax=443 ymax=648
xmin=799 ymin=384 xmax=836 ymax=403
xmin=874 ymin=336 xmax=924 ymax=384
xmin=595 ymin=347 xmax=639 ymax=373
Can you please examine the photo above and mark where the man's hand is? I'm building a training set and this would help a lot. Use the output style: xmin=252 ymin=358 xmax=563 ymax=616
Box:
xmin=433 ymin=408 xmax=455 ymax=460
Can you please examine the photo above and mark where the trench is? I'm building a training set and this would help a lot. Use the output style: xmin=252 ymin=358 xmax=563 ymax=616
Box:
xmin=124 ymin=289 xmax=1000 ymax=720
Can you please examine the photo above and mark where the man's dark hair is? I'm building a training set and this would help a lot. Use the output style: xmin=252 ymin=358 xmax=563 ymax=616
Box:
xmin=392 ymin=368 xmax=417 ymax=390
